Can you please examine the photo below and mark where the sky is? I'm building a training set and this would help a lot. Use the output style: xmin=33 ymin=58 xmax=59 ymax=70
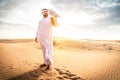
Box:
xmin=0 ymin=0 xmax=120 ymax=40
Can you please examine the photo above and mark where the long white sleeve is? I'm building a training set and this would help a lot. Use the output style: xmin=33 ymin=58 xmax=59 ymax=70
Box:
xmin=36 ymin=21 xmax=40 ymax=38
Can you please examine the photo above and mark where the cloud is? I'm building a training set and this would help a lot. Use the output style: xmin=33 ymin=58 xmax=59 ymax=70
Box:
xmin=50 ymin=0 xmax=120 ymax=11
xmin=0 ymin=0 xmax=35 ymax=27
xmin=0 ymin=0 xmax=23 ymax=10
xmin=51 ymin=0 xmax=120 ymax=26
xmin=94 ymin=3 xmax=120 ymax=26
xmin=0 ymin=0 xmax=24 ymax=18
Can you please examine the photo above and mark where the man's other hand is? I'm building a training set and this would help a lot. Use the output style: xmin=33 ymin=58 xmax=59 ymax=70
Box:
xmin=35 ymin=38 xmax=38 ymax=43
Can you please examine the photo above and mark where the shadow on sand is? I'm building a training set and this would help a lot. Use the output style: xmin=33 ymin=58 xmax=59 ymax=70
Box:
xmin=7 ymin=66 xmax=84 ymax=80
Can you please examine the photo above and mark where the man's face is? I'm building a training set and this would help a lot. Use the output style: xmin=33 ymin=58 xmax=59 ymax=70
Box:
xmin=42 ymin=9 xmax=48 ymax=17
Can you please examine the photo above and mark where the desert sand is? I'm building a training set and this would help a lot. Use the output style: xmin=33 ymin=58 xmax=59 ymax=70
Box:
xmin=0 ymin=37 xmax=120 ymax=80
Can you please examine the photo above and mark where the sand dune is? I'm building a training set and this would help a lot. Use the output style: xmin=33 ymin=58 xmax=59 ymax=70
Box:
xmin=0 ymin=37 xmax=120 ymax=80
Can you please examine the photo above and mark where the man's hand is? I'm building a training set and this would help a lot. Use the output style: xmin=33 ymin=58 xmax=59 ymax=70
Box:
xmin=35 ymin=38 xmax=38 ymax=43
xmin=50 ymin=17 xmax=57 ymax=26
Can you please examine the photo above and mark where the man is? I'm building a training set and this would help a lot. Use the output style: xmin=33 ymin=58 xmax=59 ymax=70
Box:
xmin=35 ymin=8 xmax=56 ymax=70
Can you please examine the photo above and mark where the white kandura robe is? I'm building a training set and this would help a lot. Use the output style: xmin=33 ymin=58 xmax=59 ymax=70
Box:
xmin=36 ymin=17 xmax=53 ymax=65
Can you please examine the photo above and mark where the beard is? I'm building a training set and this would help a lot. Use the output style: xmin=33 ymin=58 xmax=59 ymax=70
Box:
xmin=43 ymin=14 xmax=48 ymax=17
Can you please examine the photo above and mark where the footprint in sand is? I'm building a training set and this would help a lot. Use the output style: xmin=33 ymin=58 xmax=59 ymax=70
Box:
xmin=7 ymin=66 xmax=14 ymax=69
xmin=34 ymin=63 xmax=41 ymax=68
xmin=35 ymin=63 xmax=40 ymax=65
xmin=0 ymin=66 xmax=6 ymax=68
xmin=55 ymin=68 xmax=84 ymax=80
xmin=21 ymin=60 xmax=32 ymax=66
xmin=34 ymin=65 xmax=38 ymax=68
xmin=57 ymin=76 xmax=64 ymax=79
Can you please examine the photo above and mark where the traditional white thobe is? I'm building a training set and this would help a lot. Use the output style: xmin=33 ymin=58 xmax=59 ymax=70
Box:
xmin=36 ymin=17 xmax=53 ymax=65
